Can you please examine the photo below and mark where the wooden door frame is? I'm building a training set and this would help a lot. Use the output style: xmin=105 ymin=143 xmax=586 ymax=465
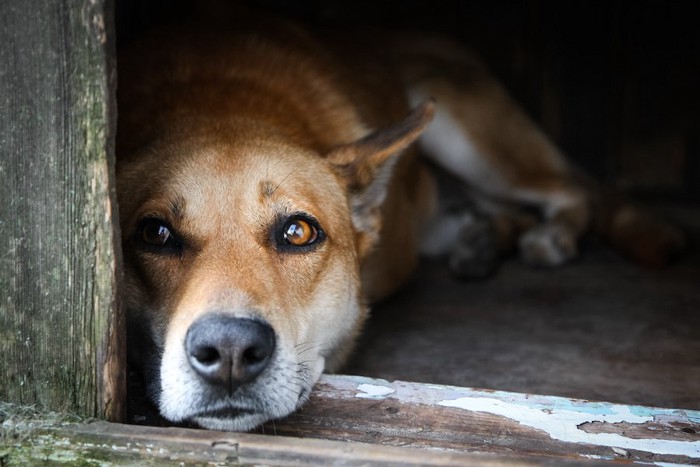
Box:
xmin=0 ymin=0 xmax=124 ymax=422
xmin=1 ymin=1 xmax=698 ymax=464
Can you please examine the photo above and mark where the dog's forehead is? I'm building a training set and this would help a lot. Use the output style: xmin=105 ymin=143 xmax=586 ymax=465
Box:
xmin=165 ymin=142 xmax=349 ymax=228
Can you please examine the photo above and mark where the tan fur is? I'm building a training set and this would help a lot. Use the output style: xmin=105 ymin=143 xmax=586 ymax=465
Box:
xmin=117 ymin=14 xmax=682 ymax=431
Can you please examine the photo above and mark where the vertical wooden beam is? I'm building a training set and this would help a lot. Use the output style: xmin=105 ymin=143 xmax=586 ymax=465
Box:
xmin=0 ymin=0 xmax=124 ymax=421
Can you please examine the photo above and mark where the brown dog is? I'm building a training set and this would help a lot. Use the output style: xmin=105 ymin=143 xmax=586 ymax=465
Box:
xmin=117 ymin=13 xmax=683 ymax=431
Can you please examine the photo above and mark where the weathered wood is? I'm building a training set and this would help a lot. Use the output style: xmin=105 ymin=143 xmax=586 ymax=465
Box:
xmin=263 ymin=375 xmax=700 ymax=465
xmin=0 ymin=0 xmax=124 ymax=421
xmin=0 ymin=412 xmax=601 ymax=466
xmin=14 ymin=374 xmax=698 ymax=465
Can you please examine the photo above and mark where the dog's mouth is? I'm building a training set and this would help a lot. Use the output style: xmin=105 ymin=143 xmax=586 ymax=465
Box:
xmin=188 ymin=404 xmax=273 ymax=431
xmin=193 ymin=406 xmax=256 ymax=419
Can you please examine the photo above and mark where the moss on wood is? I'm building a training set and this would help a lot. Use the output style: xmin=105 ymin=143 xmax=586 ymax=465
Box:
xmin=0 ymin=0 xmax=124 ymax=421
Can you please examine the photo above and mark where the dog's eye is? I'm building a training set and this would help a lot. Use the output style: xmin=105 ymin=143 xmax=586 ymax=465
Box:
xmin=283 ymin=217 xmax=318 ymax=246
xmin=143 ymin=222 xmax=173 ymax=246
xmin=136 ymin=218 xmax=182 ymax=253
xmin=276 ymin=214 xmax=324 ymax=251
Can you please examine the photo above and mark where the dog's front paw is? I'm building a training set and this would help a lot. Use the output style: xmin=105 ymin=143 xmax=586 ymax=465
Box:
xmin=518 ymin=223 xmax=577 ymax=267
xmin=449 ymin=219 xmax=500 ymax=280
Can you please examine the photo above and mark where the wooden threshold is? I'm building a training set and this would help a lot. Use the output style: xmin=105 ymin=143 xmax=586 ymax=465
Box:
xmin=264 ymin=375 xmax=700 ymax=464
xmin=1 ymin=421 xmax=576 ymax=466
xmin=4 ymin=375 xmax=699 ymax=465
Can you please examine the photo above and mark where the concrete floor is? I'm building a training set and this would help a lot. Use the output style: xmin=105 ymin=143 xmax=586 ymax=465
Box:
xmin=345 ymin=207 xmax=700 ymax=411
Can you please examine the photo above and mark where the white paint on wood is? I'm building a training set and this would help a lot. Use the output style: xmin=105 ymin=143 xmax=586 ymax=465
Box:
xmin=438 ymin=395 xmax=700 ymax=457
xmin=356 ymin=384 xmax=396 ymax=399
xmin=316 ymin=375 xmax=700 ymax=461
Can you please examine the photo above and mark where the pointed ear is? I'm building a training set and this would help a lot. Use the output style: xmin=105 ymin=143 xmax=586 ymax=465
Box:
xmin=327 ymin=99 xmax=435 ymax=189
xmin=327 ymin=99 xmax=435 ymax=257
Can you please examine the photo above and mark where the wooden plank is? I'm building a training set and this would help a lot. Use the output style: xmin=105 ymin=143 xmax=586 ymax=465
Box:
xmin=6 ymin=374 xmax=698 ymax=465
xmin=0 ymin=407 xmax=596 ymax=466
xmin=0 ymin=0 xmax=124 ymax=421
xmin=263 ymin=375 xmax=700 ymax=465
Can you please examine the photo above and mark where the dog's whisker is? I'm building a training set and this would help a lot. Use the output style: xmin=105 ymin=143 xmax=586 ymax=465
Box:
xmin=295 ymin=342 xmax=323 ymax=358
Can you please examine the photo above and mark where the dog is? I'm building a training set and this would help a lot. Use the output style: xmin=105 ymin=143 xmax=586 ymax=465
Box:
xmin=116 ymin=10 xmax=683 ymax=431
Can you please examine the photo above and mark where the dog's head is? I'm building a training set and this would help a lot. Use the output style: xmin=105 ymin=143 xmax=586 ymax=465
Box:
xmin=117 ymin=102 xmax=434 ymax=431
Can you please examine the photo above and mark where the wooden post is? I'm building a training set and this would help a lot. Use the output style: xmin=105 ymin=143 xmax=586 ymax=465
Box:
xmin=0 ymin=0 xmax=124 ymax=421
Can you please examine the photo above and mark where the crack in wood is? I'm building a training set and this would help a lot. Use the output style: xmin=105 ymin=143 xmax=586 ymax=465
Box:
xmin=578 ymin=419 xmax=700 ymax=442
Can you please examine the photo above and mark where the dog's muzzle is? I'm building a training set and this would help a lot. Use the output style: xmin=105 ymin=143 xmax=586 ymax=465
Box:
xmin=156 ymin=310 xmax=316 ymax=431
xmin=185 ymin=314 xmax=276 ymax=393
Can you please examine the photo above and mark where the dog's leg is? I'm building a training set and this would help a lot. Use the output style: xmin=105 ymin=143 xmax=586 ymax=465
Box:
xmin=407 ymin=68 xmax=590 ymax=270
xmin=420 ymin=192 xmax=540 ymax=278
xmin=386 ymin=35 xmax=681 ymax=270
xmin=420 ymin=209 xmax=501 ymax=278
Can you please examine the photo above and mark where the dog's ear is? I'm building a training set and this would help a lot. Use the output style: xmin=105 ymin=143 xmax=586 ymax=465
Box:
xmin=327 ymin=99 xmax=435 ymax=257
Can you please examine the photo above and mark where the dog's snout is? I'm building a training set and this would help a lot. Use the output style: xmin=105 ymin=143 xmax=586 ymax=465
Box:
xmin=185 ymin=315 xmax=275 ymax=390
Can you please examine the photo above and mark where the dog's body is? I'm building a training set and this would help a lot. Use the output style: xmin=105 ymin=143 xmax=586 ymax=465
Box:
xmin=117 ymin=13 xmax=682 ymax=431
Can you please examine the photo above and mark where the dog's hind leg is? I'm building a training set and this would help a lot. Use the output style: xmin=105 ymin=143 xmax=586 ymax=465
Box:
xmin=400 ymin=47 xmax=590 ymax=271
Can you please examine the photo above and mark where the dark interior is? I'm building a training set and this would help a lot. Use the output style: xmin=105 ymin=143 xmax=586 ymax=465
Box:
xmin=346 ymin=227 xmax=700 ymax=410
xmin=119 ymin=0 xmax=700 ymax=424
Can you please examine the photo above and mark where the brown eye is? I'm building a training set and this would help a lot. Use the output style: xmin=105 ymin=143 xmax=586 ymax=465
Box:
xmin=136 ymin=217 xmax=183 ymax=253
xmin=143 ymin=222 xmax=172 ymax=246
xmin=283 ymin=218 xmax=318 ymax=246
xmin=274 ymin=214 xmax=325 ymax=252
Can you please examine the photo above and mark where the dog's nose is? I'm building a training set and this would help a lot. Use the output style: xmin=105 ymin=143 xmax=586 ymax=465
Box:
xmin=185 ymin=315 xmax=275 ymax=390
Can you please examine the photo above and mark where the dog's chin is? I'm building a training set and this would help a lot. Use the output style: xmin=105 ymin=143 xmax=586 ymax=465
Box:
xmin=157 ymin=349 xmax=326 ymax=431
xmin=191 ymin=410 xmax=270 ymax=432
xmin=180 ymin=388 xmax=308 ymax=431
xmin=184 ymin=374 xmax=319 ymax=431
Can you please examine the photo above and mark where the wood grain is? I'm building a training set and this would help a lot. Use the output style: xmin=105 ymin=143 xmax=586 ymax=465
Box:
xmin=6 ymin=375 xmax=699 ymax=465
xmin=2 ymin=421 xmax=567 ymax=466
xmin=0 ymin=0 xmax=124 ymax=421
xmin=261 ymin=375 xmax=700 ymax=465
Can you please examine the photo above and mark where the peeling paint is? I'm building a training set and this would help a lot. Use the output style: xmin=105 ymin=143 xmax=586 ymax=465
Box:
xmin=356 ymin=384 xmax=395 ymax=399
xmin=578 ymin=453 xmax=613 ymax=461
xmin=654 ymin=462 xmax=698 ymax=467
xmin=438 ymin=396 xmax=700 ymax=458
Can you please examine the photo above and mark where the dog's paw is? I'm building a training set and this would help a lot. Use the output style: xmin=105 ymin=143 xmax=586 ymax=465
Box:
xmin=448 ymin=219 xmax=500 ymax=280
xmin=518 ymin=223 xmax=577 ymax=267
